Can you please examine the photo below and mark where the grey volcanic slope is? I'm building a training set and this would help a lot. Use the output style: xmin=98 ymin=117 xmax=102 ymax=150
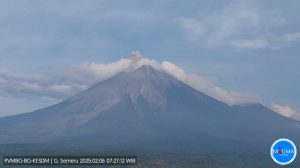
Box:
xmin=0 ymin=65 xmax=299 ymax=150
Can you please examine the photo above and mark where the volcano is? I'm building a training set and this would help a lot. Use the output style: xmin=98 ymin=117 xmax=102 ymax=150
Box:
xmin=0 ymin=65 xmax=299 ymax=152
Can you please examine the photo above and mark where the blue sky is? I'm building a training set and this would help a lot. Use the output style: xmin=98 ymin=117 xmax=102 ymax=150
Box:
xmin=0 ymin=0 xmax=299 ymax=118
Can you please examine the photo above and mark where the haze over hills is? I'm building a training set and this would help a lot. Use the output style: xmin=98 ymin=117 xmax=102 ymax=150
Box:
xmin=0 ymin=65 xmax=299 ymax=152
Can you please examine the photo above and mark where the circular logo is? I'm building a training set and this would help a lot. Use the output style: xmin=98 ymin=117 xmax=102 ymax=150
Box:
xmin=270 ymin=138 xmax=297 ymax=165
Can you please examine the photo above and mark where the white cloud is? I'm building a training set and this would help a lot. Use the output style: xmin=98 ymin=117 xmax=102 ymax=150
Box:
xmin=283 ymin=32 xmax=300 ymax=42
xmin=177 ymin=17 xmax=206 ymax=41
xmin=19 ymin=82 xmax=41 ymax=92
xmin=178 ymin=1 xmax=300 ymax=49
xmin=230 ymin=38 xmax=269 ymax=49
xmin=71 ymin=59 xmax=132 ymax=84
xmin=49 ymin=84 xmax=85 ymax=96
xmin=0 ymin=69 xmax=84 ymax=99
xmin=269 ymin=103 xmax=300 ymax=121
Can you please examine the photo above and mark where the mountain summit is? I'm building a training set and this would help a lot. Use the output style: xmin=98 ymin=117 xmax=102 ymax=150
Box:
xmin=0 ymin=65 xmax=299 ymax=151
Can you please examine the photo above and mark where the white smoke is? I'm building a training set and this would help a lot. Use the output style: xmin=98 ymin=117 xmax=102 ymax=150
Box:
xmin=160 ymin=61 xmax=254 ymax=105
xmin=131 ymin=51 xmax=143 ymax=61
xmin=72 ymin=51 xmax=254 ymax=105
xmin=269 ymin=103 xmax=300 ymax=121
xmin=0 ymin=69 xmax=85 ymax=98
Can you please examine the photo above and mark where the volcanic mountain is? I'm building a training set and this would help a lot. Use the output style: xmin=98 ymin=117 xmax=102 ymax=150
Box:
xmin=0 ymin=65 xmax=299 ymax=151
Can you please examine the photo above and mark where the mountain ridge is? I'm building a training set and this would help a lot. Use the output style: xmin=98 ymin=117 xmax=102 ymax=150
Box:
xmin=0 ymin=65 xmax=299 ymax=148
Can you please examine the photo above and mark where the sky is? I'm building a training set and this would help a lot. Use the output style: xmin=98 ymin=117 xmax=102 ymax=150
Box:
xmin=0 ymin=0 xmax=299 ymax=120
